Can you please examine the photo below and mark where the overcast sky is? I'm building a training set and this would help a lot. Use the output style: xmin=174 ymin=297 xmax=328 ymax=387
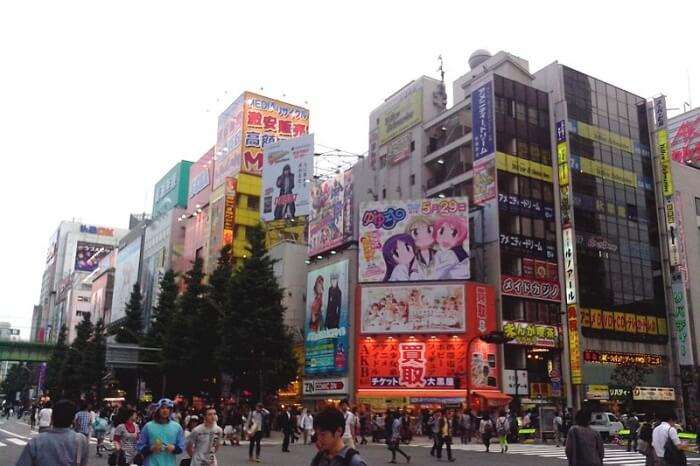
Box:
xmin=1 ymin=1 xmax=697 ymax=337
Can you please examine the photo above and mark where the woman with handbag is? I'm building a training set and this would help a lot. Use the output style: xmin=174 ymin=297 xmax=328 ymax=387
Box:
xmin=112 ymin=406 xmax=141 ymax=466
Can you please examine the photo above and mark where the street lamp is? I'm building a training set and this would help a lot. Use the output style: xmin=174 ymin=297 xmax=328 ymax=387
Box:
xmin=466 ymin=330 xmax=513 ymax=410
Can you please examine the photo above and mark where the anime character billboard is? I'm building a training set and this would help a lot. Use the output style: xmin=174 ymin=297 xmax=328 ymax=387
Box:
xmin=304 ymin=260 xmax=349 ymax=376
xmin=359 ymin=198 xmax=470 ymax=283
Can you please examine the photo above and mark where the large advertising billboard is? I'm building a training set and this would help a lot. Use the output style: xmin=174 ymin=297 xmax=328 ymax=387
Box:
xmin=471 ymin=81 xmax=495 ymax=161
xmin=358 ymin=197 xmax=469 ymax=283
xmin=241 ymin=92 xmax=310 ymax=176
xmin=153 ymin=161 xmax=192 ymax=218
xmin=304 ymin=260 xmax=349 ymax=376
xmin=377 ymin=81 xmax=423 ymax=145
xmin=308 ymin=170 xmax=353 ymax=256
xmin=188 ymin=147 xmax=214 ymax=211
xmin=260 ymin=134 xmax=314 ymax=221
xmin=213 ymin=95 xmax=244 ymax=190
xmin=360 ymin=284 xmax=466 ymax=334
xmin=74 ymin=242 xmax=113 ymax=272
xmin=111 ymin=239 xmax=142 ymax=323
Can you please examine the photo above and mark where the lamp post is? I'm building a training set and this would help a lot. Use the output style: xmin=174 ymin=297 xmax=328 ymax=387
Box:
xmin=466 ymin=330 xmax=513 ymax=411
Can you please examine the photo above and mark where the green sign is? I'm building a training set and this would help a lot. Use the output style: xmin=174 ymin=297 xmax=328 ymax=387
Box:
xmin=152 ymin=161 xmax=193 ymax=218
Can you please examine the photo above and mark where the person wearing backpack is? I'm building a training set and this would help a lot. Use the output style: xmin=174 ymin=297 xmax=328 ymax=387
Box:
xmin=651 ymin=410 xmax=686 ymax=466
xmin=310 ymin=407 xmax=367 ymax=466
xmin=625 ymin=412 xmax=641 ymax=452
xmin=496 ymin=410 xmax=510 ymax=453
xmin=93 ymin=410 xmax=110 ymax=457
xmin=479 ymin=411 xmax=494 ymax=452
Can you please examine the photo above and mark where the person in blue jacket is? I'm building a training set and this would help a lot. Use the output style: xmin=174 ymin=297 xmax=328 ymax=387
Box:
xmin=137 ymin=398 xmax=185 ymax=466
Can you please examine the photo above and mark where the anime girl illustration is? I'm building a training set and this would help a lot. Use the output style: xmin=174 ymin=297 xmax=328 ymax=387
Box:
xmin=381 ymin=233 xmax=419 ymax=282
xmin=404 ymin=215 xmax=436 ymax=279
xmin=273 ymin=164 xmax=295 ymax=220
xmin=432 ymin=216 xmax=469 ymax=279
xmin=309 ymin=275 xmax=325 ymax=332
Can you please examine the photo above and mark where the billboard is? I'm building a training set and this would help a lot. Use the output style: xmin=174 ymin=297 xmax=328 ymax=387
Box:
xmin=360 ymin=284 xmax=466 ymax=334
xmin=153 ymin=161 xmax=192 ymax=218
xmin=473 ymin=157 xmax=496 ymax=205
xmin=188 ymin=147 xmax=214 ymax=211
xmin=377 ymin=82 xmax=423 ymax=145
xmin=260 ymin=134 xmax=314 ymax=221
xmin=387 ymin=132 xmax=411 ymax=165
xmin=213 ymin=95 xmax=244 ymax=190
xmin=74 ymin=242 xmax=113 ymax=272
xmin=308 ymin=170 xmax=353 ymax=256
xmin=471 ymin=81 xmax=495 ymax=161
xmin=304 ymin=260 xmax=349 ymax=376
xmin=111 ymin=239 xmax=142 ymax=323
xmin=241 ymin=92 xmax=310 ymax=176
xmin=359 ymin=197 xmax=469 ymax=283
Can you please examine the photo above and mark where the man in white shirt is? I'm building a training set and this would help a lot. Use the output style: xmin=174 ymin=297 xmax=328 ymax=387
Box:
xmin=37 ymin=403 xmax=53 ymax=433
xmin=340 ymin=401 xmax=357 ymax=449
xmin=652 ymin=411 xmax=682 ymax=462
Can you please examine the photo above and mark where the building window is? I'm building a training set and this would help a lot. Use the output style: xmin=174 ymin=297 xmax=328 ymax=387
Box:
xmin=382 ymin=188 xmax=386 ymax=199
xmin=380 ymin=155 xmax=387 ymax=168
xmin=410 ymin=174 xmax=415 ymax=186
xmin=247 ymin=195 xmax=260 ymax=211
xmin=410 ymin=140 xmax=415 ymax=152
xmin=695 ymin=197 xmax=700 ymax=216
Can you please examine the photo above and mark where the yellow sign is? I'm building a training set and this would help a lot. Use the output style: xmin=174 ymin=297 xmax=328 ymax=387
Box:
xmin=575 ymin=120 xmax=634 ymax=153
xmin=568 ymin=305 xmax=582 ymax=385
xmin=557 ymin=142 xmax=568 ymax=165
xmin=590 ymin=308 xmax=603 ymax=329
xmin=658 ymin=318 xmax=668 ymax=335
xmin=658 ymin=129 xmax=673 ymax=197
xmin=358 ymin=397 xmax=409 ymax=411
xmin=559 ymin=163 xmax=570 ymax=187
xmin=378 ymin=84 xmax=423 ymax=145
xmin=496 ymin=152 xmax=553 ymax=182
xmin=579 ymin=157 xmax=637 ymax=188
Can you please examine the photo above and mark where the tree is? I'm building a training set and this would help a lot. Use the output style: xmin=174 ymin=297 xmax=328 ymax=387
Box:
xmin=115 ymin=283 xmax=144 ymax=344
xmin=1 ymin=364 xmax=30 ymax=401
xmin=219 ymin=224 xmax=298 ymax=401
xmin=45 ymin=325 xmax=68 ymax=396
xmin=146 ymin=270 xmax=178 ymax=348
xmin=84 ymin=319 xmax=108 ymax=401
xmin=610 ymin=361 xmax=653 ymax=409
xmin=62 ymin=314 xmax=94 ymax=399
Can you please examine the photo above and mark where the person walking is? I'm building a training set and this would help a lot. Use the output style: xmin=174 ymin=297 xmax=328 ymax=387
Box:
xmin=625 ymin=412 xmax=641 ymax=452
xmin=29 ymin=403 xmax=37 ymax=430
xmin=92 ymin=409 xmax=109 ymax=457
xmin=186 ymin=407 xmax=223 ymax=466
xmin=37 ymin=402 xmax=53 ymax=433
xmin=496 ymin=410 xmax=510 ymax=453
xmin=299 ymin=409 xmax=314 ymax=445
xmin=429 ymin=410 xmax=441 ymax=456
xmin=114 ymin=406 xmax=141 ymax=465
xmin=436 ymin=408 xmax=455 ymax=462
xmin=460 ymin=410 xmax=472 ymax=444
xmin=479 ymin=411 xmax=494 ymax=452
xmin=73 ymin=402 xmax=92 ymax=440
xmin=565 ymin=408 xmax=604 ymax=466
xmin=136 ymin=398 xmax=185 ymax=466
xmin=340 ymin=401 xmax=357 ymax=449
xmin=310 ymin=407 xmax=367 ymax=466
xmin=280 ymin=405 xmax=295 ymax=452
xmin=246 ymin=403 xmax=269 ymax=462
xmin=387 ymin=412 xmax=411 ymax=464
xmin=15 ymin=399 xmax=89 ymax=466
xmin=554 ymin=411 xmax=564 ymax=447
xmin=651 ymin=410 xmax=686 ymax=466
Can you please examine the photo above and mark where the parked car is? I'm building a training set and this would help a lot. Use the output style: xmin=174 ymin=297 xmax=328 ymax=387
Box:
xmin=589 ymin=412 xmax=624 ymax=440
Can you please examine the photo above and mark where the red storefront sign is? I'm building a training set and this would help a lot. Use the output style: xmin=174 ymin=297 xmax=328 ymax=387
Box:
xmin=500 ymin=275 xmax=561 ymax=302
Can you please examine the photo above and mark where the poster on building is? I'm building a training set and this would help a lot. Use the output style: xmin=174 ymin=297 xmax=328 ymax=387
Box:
xmin=357 ymin=335 xmax=469 ymax=390
xmin=500 ymin=275 xmax=561 ymax=302
xmin=305 ymin=260 xmax=349 ymax=376
xmin=360 ymin=284 xmax=465 ymax=334
xmin=359 ymin=197 xmax=470 ymax=283
xmin=473 ymin=156 xmax=496 ymax=205
xmin=111 ymin=239 xmax=142 ymax=323
xmin=471 ymin=81 xmax=494 ymax=161
xmin=213 ymin=95 xmax=244 ymax=190
xmin=242 ymin=92 xmax=310 ymax=176
xmin=671 ymin=275 xmax=694 ymax=365
xmin=669 ymin=112 xmax=700 ymax=163
xmin=567 ymin=305 xmax=582 ymax=384
xmin=387 ymin=132 xmax=411 ymax=165
xmin=74 ymin=242 xmax=113 ymax=272
xmin=502 ymin=321 xmax=559 ymax=347
xmin=308 ymin=170 xmax=353 ymax=256
xmin=377 ymin=82 xmax=423 ymax=145
xmin=260 ymin=134 xmax=314 ymax=221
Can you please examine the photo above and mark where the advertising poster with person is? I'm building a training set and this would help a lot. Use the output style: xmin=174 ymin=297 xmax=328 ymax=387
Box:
xmin=260 ymin=134 xmax=313 ymax=221
xmin=359 ymin=197 xmax=470 ymax=282
xmin=307 ymin=170 xmax=353 ymax=256
xmin=304 ymin=260 xmax=349 ymax=376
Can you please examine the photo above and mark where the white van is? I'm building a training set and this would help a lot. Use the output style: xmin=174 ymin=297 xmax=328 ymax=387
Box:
xmin=589 ymin=412 xmax=624 ymax=440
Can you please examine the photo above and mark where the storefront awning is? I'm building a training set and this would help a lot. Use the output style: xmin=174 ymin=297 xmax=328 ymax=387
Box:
xmin=357 ymin=389 xmax=467 ymax=398
xmin=471 ymin=390 xmax=512 ymax=404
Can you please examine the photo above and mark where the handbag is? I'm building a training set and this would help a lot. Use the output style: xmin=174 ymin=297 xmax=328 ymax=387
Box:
xmin=663 ymin=427 xmax=687 ymax=466
xmin=108 ymin=449 xmax=125 ymax=466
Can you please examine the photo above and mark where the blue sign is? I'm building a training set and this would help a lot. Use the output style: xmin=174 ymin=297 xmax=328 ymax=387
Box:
xmin=556 ymin=120 xmax=567 ymax=143
xmin=471 ymin=81 xmax=495 ymax=161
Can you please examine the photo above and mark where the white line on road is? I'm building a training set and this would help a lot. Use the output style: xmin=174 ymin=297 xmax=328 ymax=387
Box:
xmin=0 ymin=441 xmax=6 ymax=447
xmin=6 ymin=438 xmax=27 ymax=446
xmin=0 ymin=427 xmax=31 ymax=440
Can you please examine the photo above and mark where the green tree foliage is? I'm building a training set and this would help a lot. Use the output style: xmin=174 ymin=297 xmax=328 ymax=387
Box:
xmin=146 ymin=270 xmax=178 ymax=348
xmin=1 ymin=364 xmax=31 ymax=400
xmin=45 ymin=325 xmax=68 ymax=396
xmin=611 ymin=361 xmax=653 ymax=409
xmin=115 ymin=283 xmax=144 ymax=344
xmin=219 ymin=225 xmax=298 ymax=400
xmin=84 ymin=319 xmax=108 ymax=401
xmin=62 ymin=314 xmax=94 ymax=399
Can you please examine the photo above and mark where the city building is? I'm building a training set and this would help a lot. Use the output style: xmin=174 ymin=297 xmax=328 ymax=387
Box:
xmin=35 ymin=221 xmax=127 ymax=343
xmin=0 ymin=322 xmax=21 ymax=383
xmin=85 ymin=249 xmax=117 ymax=323
xmin=209 ymin=91 xmax=310 ymax=271
xmin=182 ymin=147 xmax=214 ymax=272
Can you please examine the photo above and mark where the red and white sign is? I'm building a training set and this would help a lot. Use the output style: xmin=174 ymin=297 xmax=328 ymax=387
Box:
xmin=302 ymin=377 xmax=348 ymax=395
xmin=500 ymin=275 xmax=561 ymax=302
xmin=398 ymin=342 xmax=427 ymax=388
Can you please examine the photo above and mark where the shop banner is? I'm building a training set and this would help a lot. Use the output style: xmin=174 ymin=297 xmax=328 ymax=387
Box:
xmin=473 ymin=156 xmax=496 ymax=205
xmin=671 ymin=275 xmax=694 ymax=365
xmin=74 ymin=242 xmax=113 ymax=272
xmin=498 ymin=193 xmax=554 ymax=221
xmin=567 ymin=305 xmax=582 ymax=385
xmin=308 ymin=170 xmax=354 ymax=256
xmin=563 ymin=228 xmax=576 ymax=304
xmin=499 ymin=233 xmax=556 ymax=261
xmin=472 ymin=81 xmax=495 ymax=161
xmin=496 ymin=152 xmax=553 ymax=182
xmin=305 ymin=260 xmax=349 ymax=376
xmin=302 ymin=378 xmax=348 ymax=396
xmin=388 ymin=131 xmax=411 ymax=165
xmin=586 ymin=385 xmax=610 ymax=400
xmin=582 ymin=350 xmax=662 ymax=366
xmin=500 ymin=275 xmax=561 ymax=302
xmin=359 ymin=198 xmax=469 ymax=283
xmin=377 ymin=82 xmax=422 ymax=145
xmin=633 ymin=386 xmax=675 ymax=401
xmin=213 ymin=95 xmax=244 ymax=189
xmin=360 ymin=284 xmax=466 ymax=334
xmin=260 ymin=134 xmax=314 ymax=221
xmin=502 ymin=321 xmax=559 ymax=347
xmin=569 ymin=119 xmax=634 ymax=153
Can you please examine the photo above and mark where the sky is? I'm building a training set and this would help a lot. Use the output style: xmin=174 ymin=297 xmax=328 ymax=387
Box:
xmin=0 ymin=1 xmax=698 ymax=338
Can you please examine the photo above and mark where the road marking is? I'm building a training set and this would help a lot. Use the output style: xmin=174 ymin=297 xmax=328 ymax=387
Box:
xmin=6 ymin=438 xmax=27 ymax=446
xmin=0 ymin=441 xmax=6 ymax=447
xmin=0 ymin=428 xmax=31 ymax=440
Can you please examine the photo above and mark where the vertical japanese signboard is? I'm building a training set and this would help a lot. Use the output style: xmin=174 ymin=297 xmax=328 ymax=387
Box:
xmin=471 ymin=81 xmax=495 ymax=161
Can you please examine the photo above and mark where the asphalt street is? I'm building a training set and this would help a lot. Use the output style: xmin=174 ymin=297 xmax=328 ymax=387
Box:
xmin=1 ymin=418 xmax=698 ymax=466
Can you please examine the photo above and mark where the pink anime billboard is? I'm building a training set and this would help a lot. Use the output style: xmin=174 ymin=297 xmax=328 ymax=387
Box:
xmin=359 ymin=197 xmax=470 ymax=283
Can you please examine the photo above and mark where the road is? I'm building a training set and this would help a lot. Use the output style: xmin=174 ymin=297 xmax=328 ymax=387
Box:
xmin=1 ymin=418 xmax=698 ymax=466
